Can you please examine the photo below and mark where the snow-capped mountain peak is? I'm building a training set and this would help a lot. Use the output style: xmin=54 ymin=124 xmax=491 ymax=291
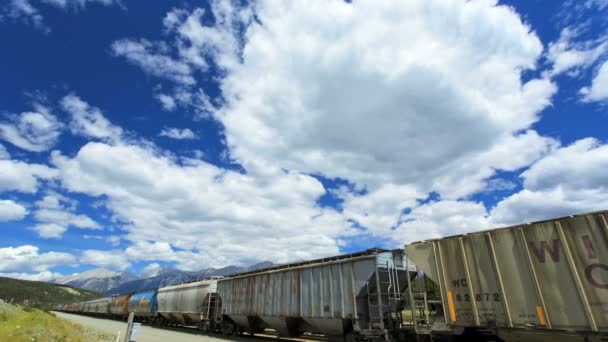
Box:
xmin=55 ymin=268 xmax=137 ymax=294
xmin=55 ymin=268 xmax=122 ymax=284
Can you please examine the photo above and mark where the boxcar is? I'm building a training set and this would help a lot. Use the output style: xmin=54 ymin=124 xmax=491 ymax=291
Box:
xmin=110 ymin=293 xmax=133 ymax=319
xmin=217 ymin=248 xmax=414 ymax=341
xmin=405 ymin=210 xmax=608 ymax=341
xmin=128 ymin=290 xmax=158 ymax=320
xmin=157 ymin=278 xmax=219 ymax=326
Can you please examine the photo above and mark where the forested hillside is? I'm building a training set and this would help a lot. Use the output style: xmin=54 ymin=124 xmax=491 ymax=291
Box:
xmin=0 ymin=277 xmax=101 ymax=309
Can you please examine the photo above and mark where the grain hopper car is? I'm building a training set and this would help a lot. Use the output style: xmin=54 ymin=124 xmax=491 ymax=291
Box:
xmin=403 ymin=210 xmax=608 ymax=342
xmin=157 ymin=277 xmax=221 ymax=328
xmin=216 ymin=248 xmax=415 ymax=341
xmin=128 ymin=290 xmax=158 ymax=322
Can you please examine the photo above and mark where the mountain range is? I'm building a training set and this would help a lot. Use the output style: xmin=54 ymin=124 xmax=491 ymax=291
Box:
xmin=54 ymin=261 xmax=275 ymax=295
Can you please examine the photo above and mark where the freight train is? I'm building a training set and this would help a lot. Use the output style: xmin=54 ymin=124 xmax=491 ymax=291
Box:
xmin=57 ymin=210 xmax=608 ymax=342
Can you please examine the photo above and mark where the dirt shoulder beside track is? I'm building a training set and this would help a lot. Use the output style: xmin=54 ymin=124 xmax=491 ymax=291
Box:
xmin=53 ymin=312 xmax=323 ymax=342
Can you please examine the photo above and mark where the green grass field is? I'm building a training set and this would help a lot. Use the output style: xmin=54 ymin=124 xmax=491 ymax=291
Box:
xmin=0 ymin=301 xmax=115 ymax=342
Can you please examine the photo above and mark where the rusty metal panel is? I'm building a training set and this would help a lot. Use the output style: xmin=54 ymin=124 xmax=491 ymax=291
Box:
xmin=406 ymin=210 xmax=608 ymax=333
xmin=110 ymin=293 xmax=132 ymax=315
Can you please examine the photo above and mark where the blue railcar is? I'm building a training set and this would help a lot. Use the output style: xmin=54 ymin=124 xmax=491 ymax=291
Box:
xmin=128 ymin=290 xmax=158 ymax=320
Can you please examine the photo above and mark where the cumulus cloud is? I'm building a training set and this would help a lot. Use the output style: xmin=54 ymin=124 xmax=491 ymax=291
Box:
xmin=31 ymin=192 xmax=100 ymax=238
xmin=60 ymin=94 xmax=123 ymax=141
xmin=141 ymin=262 xmax=161 ymax=278
xmin=580 ymin=60 xmax=608 ymax=102
xmin=492 ymin=138 xmax=608 ymax=224
xmin=0 ymin=245 xmax=75 ymax=273
xmin=340 ymin=184 xmax=423 ymax=236
xmin=125 ymin=240 xmax=175 ymax=261
xmin=0 ymin=104 xmax=63 ymax=152
xmin=119 ymin=0 xmax=556 ymax=198
xmin=0 ymin=199 xmax=28 ymax=221
xmin=101 ymin=0 xmax=571 ymax=258
xmin=0 ymin=270 xmax=62 ymax=282
xmin=0 ymin=158 xmax=57 ymax=193
xmin=80 ymin=249 xmax=130 ymax=271
xmin=32 ymin=223 xmax=66 ymax=239
xmin=215 ymin=0 xmax=554 ymax=194
xmin=396 ymin=200 xmax=491 ymax=243
xmin=159 ymin=127 xmax=197 ymax=140
xmin=156 ymin=94 xmax=176 ymax=111
xmin=51 ymin=141 xmax=350 ymax=267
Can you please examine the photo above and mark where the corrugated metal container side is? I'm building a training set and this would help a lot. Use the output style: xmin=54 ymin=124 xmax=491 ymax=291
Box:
xmin=157 ymin=279 xmax=218 ymax=324
xmin=217 ymin=249 xmax=412 ymax=338
xmin=128 ymin=290 xmax=157 ymax=316
xmin=110 ymin=293 xmax=133 ymax=316
xmin=406 ymin=210 xmax=608 ymax=335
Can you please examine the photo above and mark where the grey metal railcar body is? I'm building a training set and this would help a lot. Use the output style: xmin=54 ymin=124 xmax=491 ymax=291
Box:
xmin=157 ymin=277 xmax=221 ymax=327
xmin=217 ymin=248 xmax=415 ymax=341
xmin=404 ymin=210 xmax=608 ymax=342
xmin=82 ymin=297 xmax=111 ymax=316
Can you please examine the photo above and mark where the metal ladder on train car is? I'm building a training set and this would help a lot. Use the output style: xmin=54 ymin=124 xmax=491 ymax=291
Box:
xmin=201 ymin=293 xmax=220 ymax=331
xmin=366 ymin=255 xmax=402 ymax=334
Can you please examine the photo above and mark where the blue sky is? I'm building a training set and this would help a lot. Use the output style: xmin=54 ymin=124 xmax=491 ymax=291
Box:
xmin=0 ymin=0 xmax=607 ymax=281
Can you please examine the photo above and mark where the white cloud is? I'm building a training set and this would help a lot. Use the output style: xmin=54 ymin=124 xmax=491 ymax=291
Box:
xmin=340 ymin=184 xmax=423 ymax=236
xmin=0 ymin=104 xmax=63 ymax=152
xmin=60 ymin=94 xmax=123 ymax=141
xmin=111 ymin=39 xmax=195 ymax=85
xmin=128 ymin=0 xmax=556 ymax=202
xmin=580 ymin=60 xmax=608 ymax=102
xmin=0 ymin=245 xmax=75 ymax=273
xmin=2 ymin=0 xmax=47 ymax=32
xmin=162 ymin=4 xmax=250 ymax=73
xmin=396 ymin=200 xmax=490 ymax=243
xmin=32 ymin=192 xmax=101 ymax=239
xmin=52 ymin=141 xmax=350 ymax=267
xmin=103 ymin=0 xmax=566 ymax=252
xmin=0 ymin=199 xmax=28 ymax=221
xmin=2 ymin=0 xmax=121 ymax=32
xmin=159 ymin=127 xmax=197 ymax=140
xmin=41 ymin=0 xmax=120 ymax=9
xmin=80 ymin=249 xmax=130 ymax=271
xmin=0 ymin=270 xmax=62 ymax=282
xmin=32 ymin=223 xmax=66 ymax=239
xmin=213 ymin=0 xmax=554 ymax=194
xmin=0 ymin=143 xmax=9 ymax=159
xmin=546 ymin=27 xmax=608 ymax=77
xmin=141 ymin=262 xmax=161 ymax=278
xmin=125 ymin=240 xmax=175 ymax=261
xmin=156 ymin=94 xmax=176 ymax=111
xmin=491 ymin=138 xmax=608 ymax=224
xmin=0 ymin=158 xmax=57 ymax=193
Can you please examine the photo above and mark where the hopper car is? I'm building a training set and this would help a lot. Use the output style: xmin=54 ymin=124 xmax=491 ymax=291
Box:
xmin=56 ymin=210 xmax=608 ymax=341
xmin=128 ymin=290 xmax=158 ymax=321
